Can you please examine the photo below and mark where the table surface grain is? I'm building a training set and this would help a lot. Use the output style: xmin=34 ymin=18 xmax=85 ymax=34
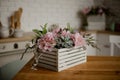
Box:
xmin=13 ymin=56 xmax=120 ymax=80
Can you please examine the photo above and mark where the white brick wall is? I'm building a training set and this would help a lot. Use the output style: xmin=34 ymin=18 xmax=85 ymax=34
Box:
xmin=0 ymin=0 xmax=94 ymax=32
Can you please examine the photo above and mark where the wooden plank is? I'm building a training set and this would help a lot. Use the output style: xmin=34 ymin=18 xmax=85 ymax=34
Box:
xmin=13 ymin=56 xmax=120 ymax=80
xmin=87 ymin=56 xmax=120 ymax=61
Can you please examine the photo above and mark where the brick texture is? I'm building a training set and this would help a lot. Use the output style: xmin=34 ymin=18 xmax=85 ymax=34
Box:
xmin=0 ymin=0 xmax=94 ymax=32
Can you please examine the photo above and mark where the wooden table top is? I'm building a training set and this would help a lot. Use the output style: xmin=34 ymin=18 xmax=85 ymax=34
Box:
xmin=13 ymin=56 xmax=120 ymax=80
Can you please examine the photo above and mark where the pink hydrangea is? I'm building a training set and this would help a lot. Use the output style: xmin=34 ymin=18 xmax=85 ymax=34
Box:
xmin=37 ymin=32 xmax=56 ymax=51
xmin=98 ymin=8 xmax=103 ymax=15
xmin=61 ymin=30 xmax=70 ymax=36
xmin=70 ymin=34 xmax=75 ymax=40
xmin=82 ymin=7 xmax=91 ymax=15
xmin=52 ymin=28 xmax=61 ymax=37
xmin=44 ymin=32 xmax=55 ymax=43
xmin=52 ymin=28 xmax=60 ymax=33
xmin=71 ymin=33 xmax=86 ymax=47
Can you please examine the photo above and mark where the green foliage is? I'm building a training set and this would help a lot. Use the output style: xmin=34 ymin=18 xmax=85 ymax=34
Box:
xmin=55 ymin=36 xmax=74 ymax=49
xmin=66 ymin=23 xmax=74 ymax=33
xmin=84 ymin=33 xmax=100 ymax=50
xmin=41 ymin=23 xmax=47 ymax=34
xmin=32 ymin=29 xmax=42 ymax=37
xmin=33 ymin=23 xmax=48 ymax=37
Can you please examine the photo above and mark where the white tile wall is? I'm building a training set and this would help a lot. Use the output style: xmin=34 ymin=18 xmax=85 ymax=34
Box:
xmin=0 ymin=0 xmax=94 ymax=32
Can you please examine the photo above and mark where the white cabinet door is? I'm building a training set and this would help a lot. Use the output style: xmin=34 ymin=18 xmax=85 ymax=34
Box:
xmin=96 ymin=43 xmax=110 ymax=56
xmin=86 ymin=33 xmax=97 ymax=56
xmin=0 ymin=41 xmax=32 ymax=53
xmin=96 ymin=33 xmax=110 ymax=56
xmin=86 ymin=45 xmax=97 ymax=56
xmin=97 ymin=33 xmax=109 ymax=44
xmin=0 ymin=41 xmax=33 ymax=67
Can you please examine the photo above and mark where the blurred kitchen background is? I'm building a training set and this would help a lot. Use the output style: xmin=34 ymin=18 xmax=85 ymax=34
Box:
xmin=0 ymin=0 xmax=120 ymax=80
xmin=0 ymin=0 xmax=119 ymax=31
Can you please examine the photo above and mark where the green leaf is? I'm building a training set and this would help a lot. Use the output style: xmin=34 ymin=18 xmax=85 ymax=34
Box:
xmin=66 ymin=23 xmax=74 ymax=33
xmin=61 ymin=36 xmax=65 ymax=40
xmin=42 ymin=23 xmax=48 ymax=34
xmin=67 ymin=23 xmax=70 ymax=29
xmin=44 ymin=23 xmax=48 ymax=29
xmin=65 ymin=37 xmax=69 ymax=41
xmin=31 ymin=39 xmax=34 ymax=44
xmin=32 ymin=29 xmax=42 ymax=36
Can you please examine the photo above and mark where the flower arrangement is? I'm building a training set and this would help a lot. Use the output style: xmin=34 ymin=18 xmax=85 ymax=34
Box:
xmin=77 ymin=6 xmax=111 ymax=31
xmin=35 ymin=26 xmax=86 ymax=52
xmin=21 ymin=23 xmax=98 ymax=56
xmin=39 ymin=24 xmax=96 ymax=49
xmin=81 ymin=6 xmax=109 ymax=16
xmin=21 ymin=23 xmax=98 ymax=70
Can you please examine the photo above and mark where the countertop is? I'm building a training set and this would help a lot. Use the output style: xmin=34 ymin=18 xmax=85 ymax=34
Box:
xmin=13 ymin=56 xmax=120 ymax=80
xmin=0 ymin=32 xmax=34 ymax=43
xmin=80 ymin=30 xmax=120 ymax=35
xmin=0 ymin=30 xmax=120 ymax=43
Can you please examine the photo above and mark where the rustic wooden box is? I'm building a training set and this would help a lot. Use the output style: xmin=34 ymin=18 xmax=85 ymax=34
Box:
xmin=38 ymin=46 xmax=87 ymax=72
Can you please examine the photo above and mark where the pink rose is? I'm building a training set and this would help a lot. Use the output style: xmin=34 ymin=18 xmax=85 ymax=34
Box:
xmin=44 ymin=42 xmax=53 ymax=51
xmin=72 ymin=33 xmax=86 ymax=46
xmin=82 ymin=7 xmax=91 ymax=15
xmin=37 ymin=38 xmax=45 ymax=50
xmin=37 ymin=32 xmax=56 ymax=51
xmin=61 ymin=30 xmax=70 ymax=36
xmin=52 ymin=28 xmax=60 ymax=37
xmin=70 ymin=34 xmax=75 ymax=41
xmin=52 ymin=28 xmax=60 ymax=34
xmin=98 ymin=8 xmax=103 ymax=15
xmin=44 ymin=32 xmax=55 ymax=42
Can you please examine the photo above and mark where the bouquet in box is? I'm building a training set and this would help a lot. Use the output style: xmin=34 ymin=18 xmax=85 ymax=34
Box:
xmin=21 ymin=23 xmax=98 ymax=70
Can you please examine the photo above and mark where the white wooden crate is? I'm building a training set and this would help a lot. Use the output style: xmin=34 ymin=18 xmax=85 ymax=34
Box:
xmin=38 ymin=46 xmax=87 ymax=72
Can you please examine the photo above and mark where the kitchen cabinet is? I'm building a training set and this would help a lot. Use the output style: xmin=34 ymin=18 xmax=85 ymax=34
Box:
xmin=85 ymin=30 xmax=120 ymax=56
xmin=109 ymin=35 xmax=120 ymax=56
xmin=0 ymin=33 xmax=34 ymax=67
xmin=86 ymin=33 xmax=97 ymax=56
xmin=96 ymin=33 xmax=111 ymax=56
xmin=0 ymin=41 xmax=34 ymax=67
xmin=0 ymin=41 xmax=31 ymax=53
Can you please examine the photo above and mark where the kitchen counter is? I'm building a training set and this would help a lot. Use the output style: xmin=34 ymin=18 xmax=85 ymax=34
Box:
xmin=0 ymin=30 xmax=120 ymax=43
xmin=0 ymin=32 xmax=34 ymax=43
xmin=13 ymin=56 xmax=120 ymax=80
xmin=80 ymin=30 xmax=120 ymax=35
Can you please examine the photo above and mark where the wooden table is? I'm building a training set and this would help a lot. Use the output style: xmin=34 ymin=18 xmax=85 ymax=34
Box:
xmin=13 ymin=56 xmax=120 ymax=80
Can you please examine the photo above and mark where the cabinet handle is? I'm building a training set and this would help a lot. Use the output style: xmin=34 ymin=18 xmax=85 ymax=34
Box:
xmin=14 ymin=43 xmax=18 ymax=49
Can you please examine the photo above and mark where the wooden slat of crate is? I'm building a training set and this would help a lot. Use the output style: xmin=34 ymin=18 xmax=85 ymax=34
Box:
xmin=58 ymin=55 xmax=86 ymax=68
xmin=58 ymin=58 xmax=86 ymax=71
xmin=38 ymin=47 xmax=86 ymax=72
xmin=58 ymin=51 xmax=86 ymax=60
